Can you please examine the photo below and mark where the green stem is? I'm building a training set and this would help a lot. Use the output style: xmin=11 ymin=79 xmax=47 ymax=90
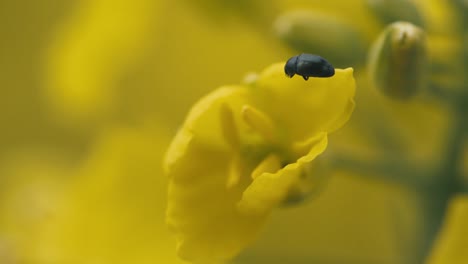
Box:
xmin=426 ymin=84 xmax=463 ymax=105
xmin=331 ymin=154 xmax=434 ymax=190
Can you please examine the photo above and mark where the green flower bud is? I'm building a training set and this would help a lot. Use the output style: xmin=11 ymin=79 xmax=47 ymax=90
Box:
xmin=367 ymin=0 xmax=424 ymax=27
xmin=273 ymin=10 xmax=367 ymax=67
xmin=368 ymin=22 xmax=428 ymax=99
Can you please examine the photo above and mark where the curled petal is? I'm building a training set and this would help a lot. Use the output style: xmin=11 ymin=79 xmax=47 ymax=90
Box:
xmin=238 ymin=135 xmax=328 ymax=214
xmin=252 ymin=64 xmax=356 ymax=141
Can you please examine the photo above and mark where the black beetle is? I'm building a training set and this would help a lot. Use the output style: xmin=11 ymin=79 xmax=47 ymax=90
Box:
xmin=284 ymin=54 xmax=335 ymax=80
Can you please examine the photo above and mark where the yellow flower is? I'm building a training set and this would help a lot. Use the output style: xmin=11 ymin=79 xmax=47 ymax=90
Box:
xmin=0 ymin=149 xmax=71 ymax=263
xmin=426 ymin=195 xmax=468 ymax=264
xmin=45 ymin=0 xmax=161 ymax=124
xmin=164 ymin=62 xmax=355 ymax=262
xmin=44 ymin=0 xmax=289 ymax=131
xmin=34 ymin=126 xmax=184 ymax=264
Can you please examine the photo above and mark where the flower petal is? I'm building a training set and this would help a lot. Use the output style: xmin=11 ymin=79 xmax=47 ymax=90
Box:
xmin=426 ymin=195 xmax=468 ymax=264
xmin=166 ymin=134 xmax=267 ymax=263
xmin=165 ymin=87 xmax=265 ymax=262
xmin=238 ymin=134 xmax=328 ymax=214
xmin=252 ymin=63 xmax=356 ymax=140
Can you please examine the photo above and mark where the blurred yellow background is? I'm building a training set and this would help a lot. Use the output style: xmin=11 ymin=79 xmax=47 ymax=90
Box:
xmin=0 ymin=0 xmax=466 ymax=263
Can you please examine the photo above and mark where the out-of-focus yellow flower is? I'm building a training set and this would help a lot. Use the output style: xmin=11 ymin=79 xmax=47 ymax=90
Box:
xmin=45 ymin=0 xmax=290 ymax=131
xmin=0 ymin=1 xmax=91 ymax=157
xmin=181 ymin=0 xmax=278 ymax=30
xmin=164 ymin=63 xmax=355 ymax=262
xmin=35 ymin=126 xmax=185 ymax=264
xmin=45 ymin=0 xmax=161 ymax=125
xmin=0 ymin=149 xmax=72 ymax=263
xmin=426 ymin=195 xmax=468 ymax=264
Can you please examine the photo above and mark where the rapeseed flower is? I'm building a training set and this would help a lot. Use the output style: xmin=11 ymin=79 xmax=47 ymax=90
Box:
xmin=164 ymin=63 xmax=355 ymax=262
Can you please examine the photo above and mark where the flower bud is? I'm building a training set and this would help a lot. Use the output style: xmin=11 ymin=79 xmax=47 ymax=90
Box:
xmin=368 ymin=22 xmax=427 ymax=99
xmin=274 ymin=10 xmax=367 ymax=67
xmin=367 ymin=0 xmax=424 ymax=27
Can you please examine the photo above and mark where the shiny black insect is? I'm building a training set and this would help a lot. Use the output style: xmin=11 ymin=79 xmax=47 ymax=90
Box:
xmin=284 ymin=54 xmax=335 ymax=80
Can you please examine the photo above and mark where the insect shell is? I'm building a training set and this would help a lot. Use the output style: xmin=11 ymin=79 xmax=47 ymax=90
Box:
xmin=284 ymin=54 xmax=335 ymax=80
